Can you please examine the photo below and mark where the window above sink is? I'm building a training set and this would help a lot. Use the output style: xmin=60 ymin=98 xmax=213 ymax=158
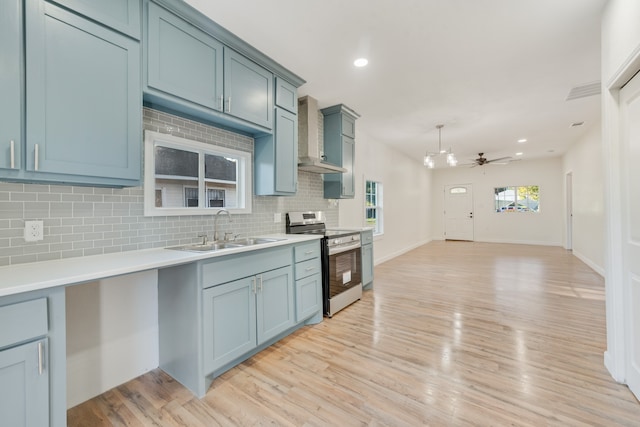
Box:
xmin=144 ymin=130 xmax=252 ymax=216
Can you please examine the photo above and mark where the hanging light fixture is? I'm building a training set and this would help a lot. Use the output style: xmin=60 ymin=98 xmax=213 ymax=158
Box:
xmin=424 ymin=124 xmax=457 ymax=168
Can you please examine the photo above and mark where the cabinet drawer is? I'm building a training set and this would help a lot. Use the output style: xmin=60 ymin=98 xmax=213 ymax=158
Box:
xmin=0 ymin=298 xmax=48 ymax=349
xmin=295 ymin=258 xmax=321 ymax=280
xmin=294 ymin=241 xmax=321 ymax=262
xmin=202 ymin=247 xmax=290 ymax=289
xmin=362 ymin=230 xmax=373 ymax=245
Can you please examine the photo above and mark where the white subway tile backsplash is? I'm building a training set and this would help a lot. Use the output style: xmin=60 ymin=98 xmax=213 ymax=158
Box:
xmin=0 ymin=107 xmax=338 ymax=265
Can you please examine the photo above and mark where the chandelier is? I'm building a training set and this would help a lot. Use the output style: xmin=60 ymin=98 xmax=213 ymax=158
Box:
xmin=424 ymin=124 xmax=457 ymax=168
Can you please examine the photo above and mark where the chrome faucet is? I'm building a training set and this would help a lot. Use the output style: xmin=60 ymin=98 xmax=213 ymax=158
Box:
xmin=213 ymin=209 xmax=232 ymax=241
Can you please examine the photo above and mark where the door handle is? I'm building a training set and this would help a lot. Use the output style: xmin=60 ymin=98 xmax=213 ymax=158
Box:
xmin=10 ymin=140 xmax=15 ymax=169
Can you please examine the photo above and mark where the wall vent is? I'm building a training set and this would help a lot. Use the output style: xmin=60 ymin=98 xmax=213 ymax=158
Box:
xmin=566 ymin=81 xmax=601 ymax=101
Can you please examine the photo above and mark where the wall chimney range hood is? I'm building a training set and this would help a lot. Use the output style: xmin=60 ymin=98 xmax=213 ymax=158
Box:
xmin=297 ymin=95 xmax=347 ymax=173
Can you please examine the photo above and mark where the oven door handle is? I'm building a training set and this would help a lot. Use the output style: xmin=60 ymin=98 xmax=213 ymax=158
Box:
xmin=328 ymin=241 xmax=361 ymax=255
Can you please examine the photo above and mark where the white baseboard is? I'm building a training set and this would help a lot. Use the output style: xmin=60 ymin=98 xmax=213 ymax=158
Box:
xmin=473 ymin=238 xmax=563 ymax=246
xmin=374 ymin=238 xmax=432 ymax=265
xmin=572 ymin=250 xmax=605 ymax=276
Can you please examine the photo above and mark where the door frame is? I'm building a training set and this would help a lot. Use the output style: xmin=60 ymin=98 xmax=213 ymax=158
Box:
xmin=602 ymin=46 xmax=640 ymax=387
xmin=565 ymin=171 xmax=573 ymax=250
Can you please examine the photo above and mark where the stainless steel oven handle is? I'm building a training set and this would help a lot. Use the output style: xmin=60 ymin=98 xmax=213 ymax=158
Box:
xmin=328 ymin=241 xmax=361 ymax=255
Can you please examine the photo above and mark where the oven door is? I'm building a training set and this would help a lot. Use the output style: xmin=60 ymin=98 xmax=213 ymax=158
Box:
xmin=326 ymin=242 xmax=362 ymax=300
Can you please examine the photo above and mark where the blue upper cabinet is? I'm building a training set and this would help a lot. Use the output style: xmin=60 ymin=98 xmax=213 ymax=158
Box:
xmin=322 ymin=104 xmax=359 ymax=199
xmin=255 ymin=107 xmax=298 ymax=195
xmin=143 ymin=0 xmax=304 ymax=136
xmin=146 ymin=1 xmax=224 ymax=112
xmin=144 ymin=0 xmax=274 ymax=132
xmin=223 ymin=49 xmax=273 ymax=130
xmin=276 ymin=78 xmax=298 ymax=114
xmin=25 ymin=1 xmax=141 ymax=186
xmin=0 ymin=0 xmax=22 ymax=175
xmin=48 ymin=0 xmax=141 ymax=39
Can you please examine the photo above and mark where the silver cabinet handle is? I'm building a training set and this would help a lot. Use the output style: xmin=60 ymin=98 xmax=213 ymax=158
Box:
xmin=10 ymin=140 xmax=15 ymax=169
xmin=37 ymin=341 xmax=44 ymax=375
xmin=258 ymin=274 xmax=263 ymax=292
xmin=251 ymin=277 xmax=256 ymax=294
xmin=219 ymin=95 xmax=224 ymax=111
xmin=305 ymin=267 xmax=316 ymax=272
xmin=304 ymin=250 xmax=314 ymax=255
xmin=227 ymin=96 xmax=231 ymax=112
xmin=34 ymin=144 xmax=39 ymax=171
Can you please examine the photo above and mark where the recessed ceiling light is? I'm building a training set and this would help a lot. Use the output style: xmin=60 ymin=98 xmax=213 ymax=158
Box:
xmin=515 ymin=152 xmax=523 ymax=156
xmin=517 ymin=138 xmax=527 ymax=143
xmin=354 ymin=58 xmax=368 ymax=67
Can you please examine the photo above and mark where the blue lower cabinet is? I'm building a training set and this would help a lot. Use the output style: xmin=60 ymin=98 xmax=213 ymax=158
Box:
xmin=203 ymin=265 xmax=293 ymax=374
xmin=158 ymin=243 xmax=319 ymax=398
xmin=295 ymin=273 xmax=322 ymax=322
xmin=203 ymin=277 xmax=256 ymax=374
xmin=0 ymin=339 xmax=49 ymax=427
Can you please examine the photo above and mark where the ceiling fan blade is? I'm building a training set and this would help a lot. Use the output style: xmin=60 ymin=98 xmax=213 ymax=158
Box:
xmin=486 ymin=156 xmax=512 ymax=163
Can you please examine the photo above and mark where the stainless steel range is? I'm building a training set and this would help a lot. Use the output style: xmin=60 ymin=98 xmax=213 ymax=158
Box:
xmin=286 ymin=212 xmax=362 ymax=317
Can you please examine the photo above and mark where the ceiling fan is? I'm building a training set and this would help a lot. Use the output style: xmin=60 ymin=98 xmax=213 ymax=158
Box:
xmin=466 ymin=153 xmax=515 ymax=167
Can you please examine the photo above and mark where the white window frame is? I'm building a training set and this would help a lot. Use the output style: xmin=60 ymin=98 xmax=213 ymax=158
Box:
xmin=144 ymin=130 xmax=252 ymax=216
xmin=364 ymin=179 xmax=384 ymax=236
xmin=494 ymin=185 xmax=540 ymax=213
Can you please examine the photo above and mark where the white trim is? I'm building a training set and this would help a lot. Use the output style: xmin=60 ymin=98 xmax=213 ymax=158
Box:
xmin=572 ymin=250 xmax=605 ymax=277
xmin=143 ymin=130 xmax=252 ymax=216
xmin=374 ymin=238 xmax=432 ymax=265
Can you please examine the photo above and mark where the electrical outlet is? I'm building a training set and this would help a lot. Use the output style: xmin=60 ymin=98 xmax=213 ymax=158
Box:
xmin=274 ymin=213 xmax=281 ymax=223
xmin=24 ymin=220 xmax=44 ymax=242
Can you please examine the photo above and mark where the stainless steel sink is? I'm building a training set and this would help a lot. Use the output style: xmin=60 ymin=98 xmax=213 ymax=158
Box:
xmin=228 ymin=237 xmax=284 ymax=246
xmin=167 ymin=237 xmax=285 ymax=252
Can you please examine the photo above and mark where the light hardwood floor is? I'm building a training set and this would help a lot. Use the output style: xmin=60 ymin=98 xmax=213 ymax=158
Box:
xmin=68 ymin=241 xmax=640 ymax=426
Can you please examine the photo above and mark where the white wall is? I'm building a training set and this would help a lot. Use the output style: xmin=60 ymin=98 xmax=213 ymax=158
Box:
xmin=431 ymin=157 xmax=564 ymax=245
xmin=338 ymin=130 xmax=433 ymax=263
xmin=562 ymin=122 xmax=605 ymax=275
xmin=66 ymin=271 xmax=159 ymax=408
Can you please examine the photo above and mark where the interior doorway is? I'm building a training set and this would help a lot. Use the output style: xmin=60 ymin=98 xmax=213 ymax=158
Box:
xmin=444 ymin=184 xmax=474 ymax=241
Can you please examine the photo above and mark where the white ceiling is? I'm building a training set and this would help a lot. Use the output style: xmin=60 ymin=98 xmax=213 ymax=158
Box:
xmin=184 ymin=0 xmax=605 ymax=167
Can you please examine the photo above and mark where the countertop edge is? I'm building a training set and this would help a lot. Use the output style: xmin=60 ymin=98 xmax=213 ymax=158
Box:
xmin=0 ymin=234 xmax=322 ymax=298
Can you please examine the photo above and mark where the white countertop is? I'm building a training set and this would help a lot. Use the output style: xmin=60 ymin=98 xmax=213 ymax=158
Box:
xmin=0 ymin=234 xmax=322 ymax=298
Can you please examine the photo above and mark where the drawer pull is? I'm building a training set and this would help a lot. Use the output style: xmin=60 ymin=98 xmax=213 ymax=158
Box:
xmin=251 ymin=277 xmax=256 ymax=294
xmin=305 ymin=267 xmax=316 ymax=272
xmin=37 ymin=341 xmax=44 ymax=375
xmin=258 ymin=274 xmax=263 ymax=292
xmin=34 ymin=144 xmax=39 ymax=171
xmin=219 ymin=95 xmax=224 ymax=111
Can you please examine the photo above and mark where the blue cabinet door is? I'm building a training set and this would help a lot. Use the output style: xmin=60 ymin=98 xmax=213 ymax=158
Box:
xmin=203 ymin=277 xmax=257 ymax=374
xmin=362 ymin=244 xmax=373 ymax=287
xmin=275 ymin=78 xmax=297 ymax=114
xmin=341 ymin=136 xmax=355 ymax=197
xmin=25 ymin=1 xmax=141 ymax=184
xmin=0 ymin=0 xmax=22 ymax=173
xmin=224 ymin=49 xmax=273 ymax=130
xmin=295 ymin=273 xmax=322 ymax=322
xmin=256 ymin=266 xmax=294 ymax=344
xmin=0 ymin=339 xmax=49 ymax=427
xmin=255 ymin=108 xmax=298 ymax=195
xmin=274 ymin=109 xmax=298 ymax=194
xmin=146 ymin=1 xmax=223 ymax=111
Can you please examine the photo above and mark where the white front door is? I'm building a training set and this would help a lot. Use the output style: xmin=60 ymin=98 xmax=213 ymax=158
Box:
xmin=444 ymin=184 xmax=474 ymax=241
xmin=620 ymin=70 xmax=640 ymax=399
xmin=566 ymin=172 xmax=573 ymax=250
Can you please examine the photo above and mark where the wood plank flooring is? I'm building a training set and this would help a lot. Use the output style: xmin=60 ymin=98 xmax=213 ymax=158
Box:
xmin=67 ymin=241 xmax=640 ymax=426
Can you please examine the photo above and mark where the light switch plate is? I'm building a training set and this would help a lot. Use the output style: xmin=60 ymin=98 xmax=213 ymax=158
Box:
xmin=25 ymin=220 xmax=44 ymax=242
